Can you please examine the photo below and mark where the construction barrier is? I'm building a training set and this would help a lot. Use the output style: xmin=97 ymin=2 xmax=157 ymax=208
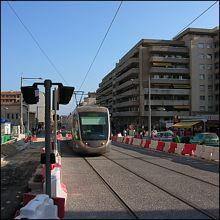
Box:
xmin=175 ymin=143 xmax=185 ymax=155
xmin=182 ymin=143 xmax=197 ymax=156
xmin=43 ymin=167 xmax=67 ymax=202
xmin=113 ymin=137 xmax=219 ymax=162
xmin=156 ymin=141 xmax=165 ymax=151
xmin=15 ymin=194 xmax=59 ymax=219
xmin=116 ymin=136 xmax=124 ymax=143
xmin=149 ymin=140 xmax=158 ymax=150
xmin=132 ymin=138 xmax=142 ymax=146
xmin=168 ymin=142 xmax=177 ymax=153
xmin=164 ymin=142 xmax=170 ymax=152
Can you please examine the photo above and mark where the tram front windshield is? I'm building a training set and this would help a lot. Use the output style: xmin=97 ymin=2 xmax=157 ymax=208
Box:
xmin=79 ymin=112 xmax=108 ymax=140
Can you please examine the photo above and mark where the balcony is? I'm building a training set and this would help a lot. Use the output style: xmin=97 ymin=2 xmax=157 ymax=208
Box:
xmin=115 ymin=58 xmax=139 ymax=74
xmin=144 ymin=100 xmax=190 ymax=106
xmin=144 ymin=88 xmax=190 ymax=95
xmin=114 ymin=100 xmax=139 ymax=108
xmin=113 ymin=89 xmax=139 ymax=99
xmin=150 ymin=56 xmax=189 ymax=64
xmin=115 ymin=79 xmax=139 ymax=91
xmin=151 ymin=78 xmax=190 ymax=84
xmin=112 ymin=111 xmax=139 ymax=117
xmin=150 ymin=67 xmax=189 ymax=74
xmin=149 ymin=46 xmax=188 ymax=54
xmin=115 ymin=68 xmax=139 ymax=82
xmin=149 ymin=110 xmax=189 ymax=117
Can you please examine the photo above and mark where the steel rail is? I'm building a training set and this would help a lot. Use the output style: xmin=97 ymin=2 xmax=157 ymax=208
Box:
xmin=111 ymin=147 xmax=219 ymax=188
xmin=103 ymin=154 xmax=218 ymax=219
xmin=83 ymin=157 xmax=139 ymax=220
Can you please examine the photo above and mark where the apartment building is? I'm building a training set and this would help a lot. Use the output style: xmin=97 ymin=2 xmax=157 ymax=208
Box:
xmin=96 ymin=26 xmax=219 ymax=129
xmin=0 ymin=91 xmax=29 ymax=127
xmin=97 ymin=40 xmax=191 ymax=129
xmin=81 ymin=92 xmax=97 ymax=106
xmin=173 ymin=26 xmax=219 ymax=114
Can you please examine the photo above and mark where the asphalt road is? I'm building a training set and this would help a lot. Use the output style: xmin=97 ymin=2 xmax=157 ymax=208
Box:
xmin=61 ymin=141 xmax=219 ymax=219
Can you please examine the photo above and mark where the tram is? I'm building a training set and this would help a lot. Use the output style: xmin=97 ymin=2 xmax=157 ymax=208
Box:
xmin=66 ymin=105 xmax=111 ymax=155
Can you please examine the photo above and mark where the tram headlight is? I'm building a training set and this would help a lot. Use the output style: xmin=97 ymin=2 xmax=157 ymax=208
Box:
xmin=101 ymin=142 xmax=105 ymax=146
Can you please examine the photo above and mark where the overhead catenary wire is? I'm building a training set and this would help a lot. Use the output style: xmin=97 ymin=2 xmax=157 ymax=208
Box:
xmin=175 ymin=0 xmax=218 ymax=37
xmin=6 ymin=1 xmax=68 ymax=85
xmin=78 ymin=1 xmax=123 ymax=91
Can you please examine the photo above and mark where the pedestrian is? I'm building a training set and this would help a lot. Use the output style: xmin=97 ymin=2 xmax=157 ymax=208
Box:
xmin=123 ymin=129 xmax=127 ymax=137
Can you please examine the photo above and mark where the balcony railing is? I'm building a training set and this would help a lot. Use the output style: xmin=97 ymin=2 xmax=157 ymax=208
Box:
xmin=149 ymin=46 xmax=188 ymax=53
xmin=150 ymin=67 xmax=189 ymax=74
xmin=150 ymin=56 xmax=189 ymax=64
xmin=144 ymin=88 xmax=190 ymax=95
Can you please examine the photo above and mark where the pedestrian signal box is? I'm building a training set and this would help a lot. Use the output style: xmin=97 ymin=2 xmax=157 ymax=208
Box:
xmin=21 ymin=85 xmax=39 ymax=104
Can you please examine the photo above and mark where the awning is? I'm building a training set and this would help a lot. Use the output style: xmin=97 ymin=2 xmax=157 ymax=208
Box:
xmin=172 ymin=121 xmax=201 ymax=128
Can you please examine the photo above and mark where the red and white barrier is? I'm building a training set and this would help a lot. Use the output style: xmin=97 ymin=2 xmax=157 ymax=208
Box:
xmin=15 ymin=194 xmax=58 ymax=219
xmin=175 ymin=143 xmax=185 ymax=155
xmin=149 ymin=140 xmax=158 ymax=150
xmin=132 ymin=138 xmax=142 ymax=146
xmin=113 ymin=137 xmax=219 ymax=162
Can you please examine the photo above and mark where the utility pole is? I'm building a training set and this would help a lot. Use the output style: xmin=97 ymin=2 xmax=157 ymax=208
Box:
xmin=148 ymin=72 xmax=151 ymax=139
xmin=20 ymin=76 xmax=23 ymax=134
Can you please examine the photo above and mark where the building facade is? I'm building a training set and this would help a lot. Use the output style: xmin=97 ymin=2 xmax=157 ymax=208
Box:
xmin=173 ymin=26 xmax=219 ymax=114
xmin=0 ymin=91 xmax=28 ymax=129
xmin=29 ymin=91 xmax=45 ymax=128
xmin=96 ymin=26 xmax=219 ymax=130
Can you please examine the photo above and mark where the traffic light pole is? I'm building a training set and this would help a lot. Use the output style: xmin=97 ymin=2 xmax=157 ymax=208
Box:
xmin=44 ymin=79 xmax=52 ymax=197
xmin=21 ymin=79 xmax=74 ymax=198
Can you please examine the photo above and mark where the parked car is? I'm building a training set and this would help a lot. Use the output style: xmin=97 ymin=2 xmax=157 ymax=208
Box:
xmin=190 ymin=133 xmax=219 ymax=147
xmin=152 ymin=130 xmax=174 ymax=142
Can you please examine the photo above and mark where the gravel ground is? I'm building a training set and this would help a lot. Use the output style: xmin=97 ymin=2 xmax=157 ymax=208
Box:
xmin=1 ymin=139 xmax=44 ymax=219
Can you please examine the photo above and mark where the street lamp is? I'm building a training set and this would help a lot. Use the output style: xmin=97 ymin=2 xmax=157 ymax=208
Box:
xmin=20 ymin=76 xmax=43 ymax=133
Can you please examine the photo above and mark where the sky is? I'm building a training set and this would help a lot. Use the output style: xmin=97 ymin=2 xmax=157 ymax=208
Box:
xmin=1 ymin=1 xmax=219 ymax=115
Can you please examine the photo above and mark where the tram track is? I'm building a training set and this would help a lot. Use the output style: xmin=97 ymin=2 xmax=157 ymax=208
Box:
xmin=83 ymin=157 xmax=139 ymax=219
xmin=111 ymin=147 xmax=219 ymax=188
xmin=102 ymin=154 xmax=218 ymax=220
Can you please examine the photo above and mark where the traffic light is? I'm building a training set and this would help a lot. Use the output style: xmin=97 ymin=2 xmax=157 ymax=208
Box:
xmin=58 ymin=85 xmax=74 ymax=104
xmin=21 ymin=85 xmax=39 ymax=104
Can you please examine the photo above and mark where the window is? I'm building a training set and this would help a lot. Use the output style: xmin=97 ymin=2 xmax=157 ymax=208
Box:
xmin=200 ymin=106 xmax=205 ymax=111
xmin=16 ymin=113 xmax=19 ymax=119
xmin=208 ymin=106 xmax=212 ymax=111
xmin=208 ymin=95 xmax=213 ymax=101
xmin=200 ymin=96 xmax=205 ymax=100
xmin=198 ymin=43 xmax=204 ymax=48
xmin=11 ymin=113 xmax=14 ymax=119
xmin=199 ymin=64 xmax=205 ymax=70
xmin=199 ymin=54 xmax=205 ymax=59
xmin=200 ymin=85 xmax=205 ymax=91
xmin=7 ymin=113 xmax=10 ymax=119
xmin=208 ymin=85 xmax=213 ymax=90
xmin=208 ymin=74 xmax=213 ymax=80
xmin=207 ymin=64 xmax=212 ymax=70
xmin=199 ymin=74 xmax=205 ymax=80
xmin=206 ymin=54 xmax=212 ymax=59
xmin=206 ymin=43 xmax=212 ymax=48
